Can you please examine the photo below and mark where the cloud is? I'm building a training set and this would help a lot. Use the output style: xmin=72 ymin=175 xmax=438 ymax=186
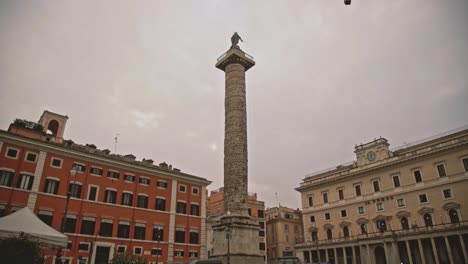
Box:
xmin=131 ymin=110 xmax=163 ymax=129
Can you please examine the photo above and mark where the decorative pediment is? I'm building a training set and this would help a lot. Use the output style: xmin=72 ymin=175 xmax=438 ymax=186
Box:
xmin=323 ymin=223 xmax=334 ymax=230
xmin=396 ymin=210 xmax=411 ymax=218
xmin=372 ymin=214 xmax=392 ymax=221
xmin=418 ymin=207 xmax=434 ymax=215
xmin=339 ymin=221 xmax=351 ymax=227
xmin=442 ymin=202 xmax=460 ymax=210
xmin=356 ymin=217 xmax=369 ymax=224
xmin=308 ymin=226 xmax=318 ymax=232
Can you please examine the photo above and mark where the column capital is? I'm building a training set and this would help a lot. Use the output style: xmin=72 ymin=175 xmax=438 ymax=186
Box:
xmin=216 ymin=47 xmax=255 ymax=72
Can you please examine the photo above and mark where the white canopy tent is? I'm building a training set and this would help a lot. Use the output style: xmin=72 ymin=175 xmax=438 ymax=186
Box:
xmin=0 ymin=207 xmax=67 ymax=247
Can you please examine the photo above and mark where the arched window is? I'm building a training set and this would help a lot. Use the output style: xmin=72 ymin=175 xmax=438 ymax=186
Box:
xmin=377 ymin=220 xmax=387 ymax=233
xmin=343 ymin=226 xmax=350 ymax=238
xmin=326 ymin=229 xmax=333 ymax=240
xmin=311 ymin=231 xmax=318 ymax=242
xmin=47 ymin=120 xmax=59 ymax=136
xmin=360 ymin=223 xmax=367 ymax=235
xmin=424 ymin=213 xmax=433 ymax=227
xmin=449 ymin=209 xmax=459 ymax=224
xmin=401 ymin=217 xmax=409 ymax=230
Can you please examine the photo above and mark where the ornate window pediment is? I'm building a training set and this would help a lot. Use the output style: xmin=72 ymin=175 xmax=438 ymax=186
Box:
xmin=442 ymin=202 xmax=460 ymax=210
xmin=396 ymin=210 xmax=411 ymax=218
xmin=323 ymin=223 xmax=334 ymax=230
xmin=418 ymin=207 xmax=434 ymax=215
xmin=373 ymin=214 xmax=392 ymax=221
xmin=356 ymin=217 xmax=368 ymax=224
xmin=339 ymin=221 xmax=351 ymax=228
xmin=308 ymin=226 xmax=318 ymax=232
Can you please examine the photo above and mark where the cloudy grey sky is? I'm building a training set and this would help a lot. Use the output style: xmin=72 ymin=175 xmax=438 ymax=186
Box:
xmin=1 ymin=0 xmax=467 ymax=209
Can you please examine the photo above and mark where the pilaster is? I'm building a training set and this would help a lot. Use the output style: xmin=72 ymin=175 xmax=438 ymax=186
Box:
xmin=27 ymin=151 xmax=47 ymax=209
xmin=167 ymin=179 xmax=177 ymax=264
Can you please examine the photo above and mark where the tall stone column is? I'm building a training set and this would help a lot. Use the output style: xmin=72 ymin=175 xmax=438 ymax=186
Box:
xmin=210 ymin=34 xmax=263 ymax=264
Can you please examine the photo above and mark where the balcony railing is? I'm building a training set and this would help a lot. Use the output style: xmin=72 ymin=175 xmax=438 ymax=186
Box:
xmin=297 ymin=221 xmax=468 ymax=248
xmin=216 ymin=50 xmax=254 ymax=62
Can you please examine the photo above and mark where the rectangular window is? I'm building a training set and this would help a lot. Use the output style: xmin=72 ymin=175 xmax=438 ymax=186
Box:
xmin=6 ymin=148 xmax=18 ymax=158
xmin=259 ymin=222 xmax=265 ymax=229
xmin=134 ymin=247 xmax=142 ymax=256
xmin=51 ymin=158 xmax=62 ymax=168
xmin=123 ymin=174 xmax=135 ymax=182
xmin=80 ymin=219 xmax=95 ymax=235
xmin=358 ymin=206 xmax=365 ymax=214
xmin=179 ymin=184 xmax=186 ymax=193
xmin=436 ymin=164 xmax=447 ymax=177
xmin=189 ymin=251 xmax=199 ymax=258
xmin=325 ymin=213 xmax=330 ymax=220
xmin=117 ymin=246 xmax=126 ymax=253
xmin=117 ymin=223 xmax=130 ymax=238
xmin=397 ymin=198 xmax=405 ymax=207
xmin=78 ymin=243 xmax=89 ymax=251
xmin=139 ymin=177 xmax=150 ymax=185
xmin=258 ymin=210 xmax=264 ymax=218
xmin=419 ymin=194 xmax=428 ymax=203
xmin=16 ymin=174 xmax=34 ymax=190
xmin=189 ymin=231 xmax=199 ymax=244
xmin=38 ymin=213 xmax=53 ymax=226
xmin=373 ymin=180 xmax=380 ymax=192
xmin=156 ymin=198 xmax=166 ymax=211
xmin=174 ymin=250 xmax=184 ymax=257
xmin=151 ymin=248 xmax=162 ymax=256
xmin=134 ymin=225 xmax=146 ymax=240
xmin=192 ymin=187 xmax=199 ymax=195
xmin=99 ymin=222 xmax=113 ymax=237
xmin=88 ymin=186 xmax=98 ymax=201
xmin=157 ymin=181 xmax=168 ymax=188
xmin=190 ymin=204 xmax=200 ymax=216
xmin=284 ymin=224 xmax=289 ymax=232
xmin=152 ymin=226 xmax=164 ymax=241
xmin=341 ymin=209 xmax=347 ymax=217
xmin=137 ymin=195 xmax=148 ymax=208
xmin=413 ymin=170 xmax=422 ymax=183
xmin=322 ymin=192 xmax=328 ymax=204
xmin=338 ymin=189 xmax=344 ymax=200
xmin=259 ymin=243 xmax=266 ymax=251
xmin=104 ymin=190 xmax=117 ymax=204
xmin=121 ymin=192 xmax=133 ymax=206
xmin=463 ymin=158 xmax=468 ymax=172
xmin=69 ymin=183 xmax=82 ymax=198
xmin=392 ymin=175 xmax=401 ymax=188
xmin=376 ymin=202 xmax=384 ymax=211
xmin=175 ymin=229 xmax=185 ymax=243
xmin=25 ymin=152 xmax=37 ymax=162
xmin=355 ymin=184 xmax=362 ymax=196
xmin=310 ymin=216 xmax=315 ymax=222
xmin=89 ymin=167 xmax=103 ymax=176
xmin=176 ymin=202 xmax=187 ymax=214
xmin=248 ymin=208 xmax=252 ymax=216
xmin=63 ymin=217 xmax=76 ymax=233
xmin=0 ymin=170 xmax=14 ymax=187
xmin=443 ymin=189 xmax=452 ymax=199
xmin=43 ymin=179 xmax=59 ymax=194
xmin=107 ymin=171 xmax=120 ymax=180
xmin=308 ymin=195 xmax=313 ymax=206
xmin=72 ymin=163 xmax=86 ymax=172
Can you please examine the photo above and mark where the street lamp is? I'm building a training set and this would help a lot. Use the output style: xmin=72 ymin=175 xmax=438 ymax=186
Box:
xmin=225 ymin=225 xmax=232 ymax=264
xmin=60 ymin=167 xmax=77 ymax=233
xmin=155 ymin=228 xmax=161 ymax=264
xmin=56 ymin=167 xmax=77 ymax=264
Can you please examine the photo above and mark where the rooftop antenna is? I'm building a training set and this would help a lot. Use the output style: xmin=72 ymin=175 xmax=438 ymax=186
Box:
xmin=114 ymin=133 xmax=120 ymax=153
xmin=275 ymin=192 xmax=280 ymax=208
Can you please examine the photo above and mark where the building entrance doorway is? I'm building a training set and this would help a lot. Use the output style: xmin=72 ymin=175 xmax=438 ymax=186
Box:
xmin=95 ymin=246 xmax=111 ymax=264
xmin=374 ymin=245 xmax=387 ymax=264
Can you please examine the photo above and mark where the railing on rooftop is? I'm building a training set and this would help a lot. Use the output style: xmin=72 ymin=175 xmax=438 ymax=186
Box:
xmin=216 ymin=50 xmax=254 ymax=62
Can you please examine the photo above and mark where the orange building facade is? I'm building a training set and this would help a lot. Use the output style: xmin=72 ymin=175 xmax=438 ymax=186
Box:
xmin=0 ymin=111 xmax=211 ymax=264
